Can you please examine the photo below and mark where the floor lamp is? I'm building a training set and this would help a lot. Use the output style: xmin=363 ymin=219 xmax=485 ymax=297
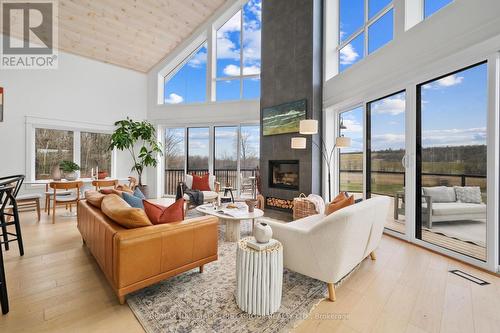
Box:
xmin=291 ymin=119 xmax=351 ymax=202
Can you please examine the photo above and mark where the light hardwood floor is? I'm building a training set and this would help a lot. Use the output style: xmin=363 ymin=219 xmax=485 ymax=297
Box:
xmin=1 ymin=209 xmax=499 ymax=333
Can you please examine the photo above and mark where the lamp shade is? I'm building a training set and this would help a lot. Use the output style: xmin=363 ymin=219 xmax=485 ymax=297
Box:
xmin=335 ymin=136 xmax=351 ymax=148
xmin=299 ymin=119 xmax=318 ymax=135
xmin=291 ymin=137 xmax=307 ymax=149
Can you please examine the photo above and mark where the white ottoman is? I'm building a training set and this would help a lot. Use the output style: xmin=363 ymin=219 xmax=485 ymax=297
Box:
xmin=235 ymin=237 xmax=283 ymax=315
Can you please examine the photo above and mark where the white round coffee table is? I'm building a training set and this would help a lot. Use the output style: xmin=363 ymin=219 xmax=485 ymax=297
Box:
xmin=196 ymin=204 xmax=264 ymax=242
xmin=235 ymin=237 xmax=283 ymax=315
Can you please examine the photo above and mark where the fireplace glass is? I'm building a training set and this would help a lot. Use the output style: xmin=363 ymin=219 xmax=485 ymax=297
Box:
xmin=269 ymin=160 xmax=299 ymax=190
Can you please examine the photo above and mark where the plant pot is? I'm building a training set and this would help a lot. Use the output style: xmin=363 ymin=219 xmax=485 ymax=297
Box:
xmin=98 ymin=171 xmax=108 ymax=179
xmin=254 ymin=222 xmax=273 ymax=243
xmin=138 ymin=185 xmax=149 ymax=198
xmin=245 ymin=199 xmax=258 ymax=212
xmin=65 ymin=171 xmax=77 ymax=181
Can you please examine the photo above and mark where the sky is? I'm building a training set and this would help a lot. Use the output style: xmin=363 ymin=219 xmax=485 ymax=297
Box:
xmin=339 ymin=62 xmax=487 ymax=152
xmin=164 ymin=0 xmax=261 ymax=104
xmin=339 ymin=0 xmax=452 ymax=72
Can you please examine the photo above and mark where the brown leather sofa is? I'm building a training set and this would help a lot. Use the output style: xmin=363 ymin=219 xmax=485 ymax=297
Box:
xmin=77 ymin=200 xmax=219 ymax=304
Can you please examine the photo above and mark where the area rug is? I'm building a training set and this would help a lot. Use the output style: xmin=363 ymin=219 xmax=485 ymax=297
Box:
xmin=126 ymin=218 xmax=336 ymax=333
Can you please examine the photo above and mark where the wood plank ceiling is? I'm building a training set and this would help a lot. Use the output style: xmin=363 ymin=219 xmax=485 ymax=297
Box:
xmin=54 ymin=0 xmax=226 ymax=72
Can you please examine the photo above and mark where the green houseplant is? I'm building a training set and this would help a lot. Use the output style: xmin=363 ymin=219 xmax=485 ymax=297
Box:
xmin=109 ymin=118 xmax=162 ymax=196
xmin=59 ymin=160 xmax=80 ymax=181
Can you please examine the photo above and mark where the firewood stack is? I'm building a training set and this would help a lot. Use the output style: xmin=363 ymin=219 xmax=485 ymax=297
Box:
xmin=266 ymin=197 xmax=294 ymax=210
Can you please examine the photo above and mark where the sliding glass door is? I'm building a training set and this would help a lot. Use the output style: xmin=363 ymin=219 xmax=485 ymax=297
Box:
xmin=338 ymin=107 xmax=364 ymax=199
xmin=214 ymin=126 xmax=239 ymax=191
xmin=367 ymin=91 xmax=406 ymax=233
xmin=187 ymin=127 xmax=210 ymax=174
xmin=164 ymin=128 xmax=185 ymax=195
xmin=416 ymin=62 xmax=488 ymax=261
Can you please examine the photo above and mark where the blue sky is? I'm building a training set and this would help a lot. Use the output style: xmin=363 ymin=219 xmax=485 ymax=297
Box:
xmin=339 ymin=62 xmax=487 ymax=152
xmin=339 ymin=0 xmax=452 ymax=72
xmin=164 ymin=0 xmax=261 ymax=104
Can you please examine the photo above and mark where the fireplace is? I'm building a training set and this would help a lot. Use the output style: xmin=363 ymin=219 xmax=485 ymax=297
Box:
xmin=269 ymin=160 xmax=299 ymax=190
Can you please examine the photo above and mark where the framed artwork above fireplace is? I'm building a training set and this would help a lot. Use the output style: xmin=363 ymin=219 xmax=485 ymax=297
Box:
xmin=262 ymin=99 xmax=306 ymax=136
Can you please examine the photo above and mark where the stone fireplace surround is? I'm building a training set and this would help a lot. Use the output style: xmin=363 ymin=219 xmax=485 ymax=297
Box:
xmin=259 ymin=0 xmax=323 ymax=211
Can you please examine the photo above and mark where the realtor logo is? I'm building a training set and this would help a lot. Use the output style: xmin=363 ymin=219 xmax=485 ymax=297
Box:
xmin=1 ymin=0 xmax=58 ymax=69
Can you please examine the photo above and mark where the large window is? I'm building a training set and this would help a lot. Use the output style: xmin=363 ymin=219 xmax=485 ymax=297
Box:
xmin=339 ymin=0 xmax=393 ymax=72
xmin=216 ymin=0 xmax=261 ymax=101
xmin=417 ymin=62 xmax=488 ymax=261
xmin=187 ymin=127 xmax=210 ymax=172
xmin=80 ymin=132 xmax=112 ymax=178
xmin=164 ymin=43 xmax=207 ymax=104
xmin=338 ymin=107 xmax=364 ymax=198
xmin=424 ymin=0 xmax=453 ymax=18
xmin=35 ymin=129 xmax=74 ymax=180
xmin=164 ymin=125 xmax=260 ymax=196
xmin=34 ymin=128 xmax=112 ymax=180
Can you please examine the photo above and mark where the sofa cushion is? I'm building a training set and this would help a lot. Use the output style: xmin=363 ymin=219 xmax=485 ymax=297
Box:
xmin=324 ymin=192 xmax=347 ymax=215
xmin=326 ymin=195 xmax=354 ymax=215
xmin=454 ymin=186 xmax=482 ymax=204
xmin=85 ymin=190 xmax=106 ymax=208
xmin=101 ymin=194 xmax=152 ymax=228
xmin=115 ymin=184 xmax=134 ymax=193
xmin=143 ymin=199 xmax=185 ymax=224
xmin=122 ymin=191 xmax=144 ymax=209
xmin=430 ymin=202 xmax=487 ymax=216
xmin=183 ymin=191 xmax=218 ymax=202
xmin=422 ymin=186 xmax=456 ymax=203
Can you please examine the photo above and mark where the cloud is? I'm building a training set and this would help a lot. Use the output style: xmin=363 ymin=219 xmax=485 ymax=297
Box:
xmin=223 ymin=64 xmax=261 ymax=76
xmin=371 ymin=96 xmax=405 ymax=116
xmin=423 ymin=74 xmax=464 ymax=90
xmin=339 ymin=44 xmax=359 ymax=65
xmin=187 ymin=47 xmax=207 ymax=68
xmin=342 ymin=118 xmax=363 ymax=133
xmin=422 ymin=127 xmax=486 ymax=147
xmin=165 ymin=93 xmax=184 ymax=104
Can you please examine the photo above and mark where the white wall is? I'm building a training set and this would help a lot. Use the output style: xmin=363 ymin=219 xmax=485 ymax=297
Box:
xmin=0 ymin=48 xmax=147 ymax=194
xmin=324 ymin=0 xmax=500 ymax=108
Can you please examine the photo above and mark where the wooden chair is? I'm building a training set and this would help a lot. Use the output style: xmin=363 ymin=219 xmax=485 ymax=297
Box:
xmin=92 ymin=179 xmax=118 ymax=191
xmin=49 ymin=181 xmax=83 ymax=224
xmin=128 ymin=176 xmax=138 ymax=190
xmin=15 ymin=194 xmax=42 ymax=222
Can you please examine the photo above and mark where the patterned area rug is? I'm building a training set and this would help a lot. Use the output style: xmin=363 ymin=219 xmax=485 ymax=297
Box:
xmin=126 ymin=218 xmax=331 ymax=333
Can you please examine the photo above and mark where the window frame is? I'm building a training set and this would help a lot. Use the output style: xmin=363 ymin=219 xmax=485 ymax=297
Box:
xmin=163 ymin=42 xmax=208 ymax=105
xmin=26 ymin=117 xmax=116 ymax=182
xmin=215 ymin=5 xmax=261 ymax=101
xmin=337 ymin=0 xmax=394 ymax=72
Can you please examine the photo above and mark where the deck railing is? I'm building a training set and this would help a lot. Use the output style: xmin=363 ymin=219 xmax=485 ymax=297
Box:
xmin=339 ymin=169 xmax=487 ymax=197
xmin=164 ymin=168 xmax=258 ymax=195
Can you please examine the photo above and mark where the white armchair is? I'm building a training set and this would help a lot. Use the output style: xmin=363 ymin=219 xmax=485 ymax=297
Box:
xmin=265 ymin=196 xmax=390 ymax=302
xmin=183 ymin=174 xmax=220 ymax=212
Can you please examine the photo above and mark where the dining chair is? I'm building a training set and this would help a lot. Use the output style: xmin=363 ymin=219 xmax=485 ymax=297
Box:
xmin=92 ymin=179 xmax=118 ymax=191
xmin=49 ymin=181 xmax=83 ymax=224
xmin=0 ymin=175 xmax=25 ymax=254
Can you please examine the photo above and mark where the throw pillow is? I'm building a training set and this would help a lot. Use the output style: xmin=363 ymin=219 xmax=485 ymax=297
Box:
xmin=84 ymin=190 xmax=106 ymax=208
xmin=326 ymin=195 xmax=354 ymax=215
xmin=422 ymin=186 xmax=456 ymax=203
xmin=325 ymin=192 xmax=348 ymax=215
xmin=101 ymin=194 xmax=152 ymax=228
xmin=133 ymin=187 xmax=146 ymax=199
xmin=116 ymin=184 xmax=134 ymax=193
xmin=122 ymin=191 xmax=144 ymax=209
xmin=100 ymin=188 xmax=125 ymax=197
xmin=191 ymin=174 xmax=211 ymax=191
xmin=143 ymin=199 xmax=185 ymax=224
xmin=454 ymin=186 xmax=482 ymax=204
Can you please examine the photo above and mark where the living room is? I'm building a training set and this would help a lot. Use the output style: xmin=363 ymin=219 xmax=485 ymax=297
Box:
xmin=1 ymin=0 xmax=499 ymax=332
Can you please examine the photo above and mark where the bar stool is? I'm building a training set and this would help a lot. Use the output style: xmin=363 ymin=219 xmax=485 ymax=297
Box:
xmin=0 ymin=176 xmax=25 ymax=255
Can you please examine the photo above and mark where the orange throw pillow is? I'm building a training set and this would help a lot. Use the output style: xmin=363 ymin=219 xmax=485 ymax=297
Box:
xmin=326 ymin=195 xmax=354 ymax=215
xmin=85 ymin=190 xmax=106 ymax=208
xmin=116 ymin=184 xmax=134 ymax=193
xmin=191 ymin=174 xmax=211 ymax=191
xmin=143 ymin=199 xmax=185 ymax=225
xmin=101 ymin=194 xmax=152 ymax=228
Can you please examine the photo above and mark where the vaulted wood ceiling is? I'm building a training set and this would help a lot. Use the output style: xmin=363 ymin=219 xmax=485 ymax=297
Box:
xmin=55 ymin=0 xmax=226 ymax=72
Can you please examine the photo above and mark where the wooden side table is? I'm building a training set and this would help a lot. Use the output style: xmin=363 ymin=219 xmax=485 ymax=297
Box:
xmin=235 ymin=237 xmax=283 ymax=315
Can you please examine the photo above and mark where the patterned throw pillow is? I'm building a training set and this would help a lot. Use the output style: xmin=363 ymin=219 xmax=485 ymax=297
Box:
xmin=454 ymin=186 xmax=482 ymax=204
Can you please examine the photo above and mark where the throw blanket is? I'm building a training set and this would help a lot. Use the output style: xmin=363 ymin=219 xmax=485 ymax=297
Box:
xmin=307 ymin=194 xmax=325 ymax=214
xmin=176 ymin=183 xmax=204 ymax=206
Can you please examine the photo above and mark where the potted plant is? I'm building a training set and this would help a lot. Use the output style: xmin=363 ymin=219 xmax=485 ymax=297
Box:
xmin=109 ymin=117 xmax=162 ymax=197
xmin=59 ymin=160 xmax=80 ymax=181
